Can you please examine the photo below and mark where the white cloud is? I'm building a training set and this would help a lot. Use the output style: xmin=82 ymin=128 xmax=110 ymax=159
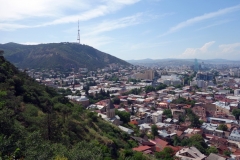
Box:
xmin=161 ymin=4 xmax=240 ymax=36
xmin=0 ymin=0 xmax=89 ymax=22
xmin=83 ymin=13 xmax=143 ymax=36
xmin=196 ymin=19 xmax=233 ymax=31
xmin=219 ymin=43 xmax=240 ymax=53
xmin=79 ymin=13 xmax=143 ymax=47
xmin=179 ymin=41 xmax=215 ymax=58
xmin=0 ymin=0 xmax=140 ymax=30
xmin=20 ymin=42 xmax=41 ymax=45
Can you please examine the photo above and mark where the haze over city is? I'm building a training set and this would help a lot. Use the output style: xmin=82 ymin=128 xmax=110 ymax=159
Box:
xmin=1 ymin=0 xmax=240 ymax=60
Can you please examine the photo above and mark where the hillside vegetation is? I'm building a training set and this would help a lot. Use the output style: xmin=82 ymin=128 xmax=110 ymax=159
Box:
xmin=0 ymin=54 xmax=150 ymax=160
xmin=0 ymin=43 xmax=130 ymax=70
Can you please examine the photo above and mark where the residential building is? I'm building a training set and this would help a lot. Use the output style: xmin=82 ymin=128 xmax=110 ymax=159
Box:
xmin=175 ymin=146 xmax=206 ymax=160
xmin=213 ymin=101 xmax=230 ymax=115
xmin=151 ymin=111 xmax=163 ymax=124
xmin=229 ymin=128 xmax=240 ymax=142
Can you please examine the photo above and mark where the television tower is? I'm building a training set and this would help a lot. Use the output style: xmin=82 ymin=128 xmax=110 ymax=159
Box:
xmin=77 ymin=20 xmax=80 ymax=44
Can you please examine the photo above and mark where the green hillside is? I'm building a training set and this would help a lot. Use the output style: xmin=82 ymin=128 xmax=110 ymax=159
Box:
xmin=0 ymin=43 xmax=130 ymax=70
xmin=0 ymin=52 xmax=150 ymax=160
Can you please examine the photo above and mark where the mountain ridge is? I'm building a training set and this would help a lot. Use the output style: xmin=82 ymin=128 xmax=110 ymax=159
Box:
xmin=0 ymin=42 xmax=130 ymax=70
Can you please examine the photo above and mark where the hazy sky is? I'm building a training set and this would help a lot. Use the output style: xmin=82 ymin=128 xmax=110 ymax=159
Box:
xmin=1 ymin=0 xmax=240 ymax=60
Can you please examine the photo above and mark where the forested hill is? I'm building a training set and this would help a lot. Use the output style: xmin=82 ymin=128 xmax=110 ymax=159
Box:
xmin=0 ymin=53 xmax=149 ymax=159
xmin=0 ymin=42 xmax=130 ymax=70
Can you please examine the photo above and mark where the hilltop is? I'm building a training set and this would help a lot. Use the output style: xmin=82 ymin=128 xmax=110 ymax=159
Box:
xmin=0 ymin=53 xmax=150 ymax=159
xmin=0 ymin=42 xmax=130 ymax=70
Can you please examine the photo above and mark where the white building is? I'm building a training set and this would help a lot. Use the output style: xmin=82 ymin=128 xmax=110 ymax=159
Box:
xmin=151 ymin=111 xmax=163 ymax=124
xmin=228 ymin=128 xmax=240 ymax=142
xmin=118 ymin=125 xmax=134 ymax=134
xmin=175 ymin=146 xmax=206 ymax=160
xmin=234 ymin=89 xmax=240 ymax=96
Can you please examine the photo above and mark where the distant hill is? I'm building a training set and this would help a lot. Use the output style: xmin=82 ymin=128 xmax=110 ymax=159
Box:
xmin=127 ymin=58 xmax=240 ymax=66
xmin=0 ymin=53 xmax=151 ymax=159
xmin=0 ymin=42 xmax=130 ymax=70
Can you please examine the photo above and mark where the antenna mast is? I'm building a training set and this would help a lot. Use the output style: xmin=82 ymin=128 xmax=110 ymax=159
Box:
xmin=77 ymin=20 xmax=80 ymax=44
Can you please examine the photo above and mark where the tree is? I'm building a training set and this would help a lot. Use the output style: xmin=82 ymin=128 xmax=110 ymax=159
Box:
xmin=131 ymin=105 xmax=135 ymax=115
xmin=155 ymin=147 xmax=174 ymax=160
xmin=224 ymin=150 xmax=231 ymax=157
xmin=151 ymin=124 xmax=158 ymax=137
xmin=217 ymin=124 xmax=228 ymax=131
xmin=206 ymin=146 xmax=218 ymax=155
xmin=163 ymin=109 xmax=173 ymax=118
xmin=145 ymin=86 xmax=155 ymax=93
xmin=232 ymin=109 xmax=240 ymax=120
xmin=115 ymin=110 xmax=130 ymax=124
xmin=185 ymin=109 xmax=202 ymax=128
xmin=156 ymin=83 xmax=167 ymax=90
xmin=113 ymin=97 xmax=120 ymax=105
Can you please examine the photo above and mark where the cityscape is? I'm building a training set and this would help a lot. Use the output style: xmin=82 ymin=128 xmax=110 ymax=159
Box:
xmin=1 ymin=0 xmax=240 ymax=160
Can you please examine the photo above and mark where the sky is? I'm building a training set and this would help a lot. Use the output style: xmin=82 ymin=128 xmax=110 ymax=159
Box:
xmin=1 ymin=0 xmax=240 ymax=60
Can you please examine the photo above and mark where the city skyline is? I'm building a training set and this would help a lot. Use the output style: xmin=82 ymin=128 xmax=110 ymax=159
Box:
xmin=1 ymin=0 xmax=240 ymax=60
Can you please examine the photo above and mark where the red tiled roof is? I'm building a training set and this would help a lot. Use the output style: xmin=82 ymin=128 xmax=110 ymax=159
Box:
xmin=133 ymin=145 xmax=151 ymax=152
xmin=176 ymin=130 xmax=183 ymax=137
xmin=154 ymin=138 xmax=168 ymax=147
xmin=166 ymin=145 xmax=182 ymax=154
xmin=129 ymin=120 xmax=138 ymax=125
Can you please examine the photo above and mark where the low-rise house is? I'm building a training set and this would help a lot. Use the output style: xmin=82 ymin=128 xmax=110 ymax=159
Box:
xmin=132 ymin=146 xmax=153 ymax=154
xmin=206 ymin=153 xmax=226 ymax=160
xmin=213 ymin=101 xmax=230 ymax=115
xmin=138 ymin=123 xmax=151 ymax=132
xmin=149 ymin=138 xmax=169 ymax=152
xmin=158 ymin=130 xmax=176 ymax=139
xmin=118 ymin=125 xmax=134 ymax=134
xmin=229 ymin=128 xmax=240 ymax=142
xmin=171 ymin=109 xmax=185 ymax=120
xmin=201 ymin=123 xmax=224 ymax=137
xmin=192 ymin=106 xmax=207 ymax=121
xmin=151 ymin=111 xmax=163 ymax=124
xmin=175 ymin=146 xmax=206 ymax=160
xmin=183 ymin=128 xmax=202 ymax=135
xmin=207 ymin=135 xmax=229 ymax=147
xmin=208 ymin=117 xmax=238 ymax=124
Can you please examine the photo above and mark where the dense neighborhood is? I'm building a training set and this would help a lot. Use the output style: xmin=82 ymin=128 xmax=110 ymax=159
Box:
xmin=26 ymin=61 xmax=240 ymax=160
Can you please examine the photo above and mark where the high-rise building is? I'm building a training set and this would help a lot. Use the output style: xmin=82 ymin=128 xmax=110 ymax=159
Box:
xmin=194 ymin=59 xmax=199 ymax=71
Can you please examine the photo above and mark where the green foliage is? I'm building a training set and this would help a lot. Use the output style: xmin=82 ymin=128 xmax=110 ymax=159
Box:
xmin=172 ymin=97 xmax=196 ymax=106
xmin=217 ymin=124 xmax=228 ymax=131
xmin=206 ymin=146 xmax=218 ymax=155
xmin=128 ymin=78 xmax=141 ymax=84
xmin=155 ymin=147 xmax=174 ymax=160
xmin=163 ymin=109 xmax=173 ymax=118
xmin=179 ymin=134 xmax=208 ymax=154
xmin=185 ymin=109 xmax=202 ymax=128
xmin=123 ymin=88 xmax=143 ymax=95
xmin=88 ymin=89 xmax=110 ymax=104
xmin=151 ymin=124 xmax=158 ymax=137
xmin=232 ymin=109 xmax=240 ymax=120
xmin=120 ymin=149 xmax=148 ymax=160
xmin=145 ymin=86 xmax=155 ymax=93
xmin=0 ymin=56 xmax=140 ymax=159
xmin=155 ymin=83 xmax=167 ymax=90
xmin=108 ymin=76 xmax=119 ymax=82
xmin=113 ymin=97 xmax=120 ymax=105
xmin=224 ymin=150 xmax=231 ymax=156
xmin=115 ymin=110 xmax=130 ymax=124
xmin=173 ymin=135 xmax=181 ymax=146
